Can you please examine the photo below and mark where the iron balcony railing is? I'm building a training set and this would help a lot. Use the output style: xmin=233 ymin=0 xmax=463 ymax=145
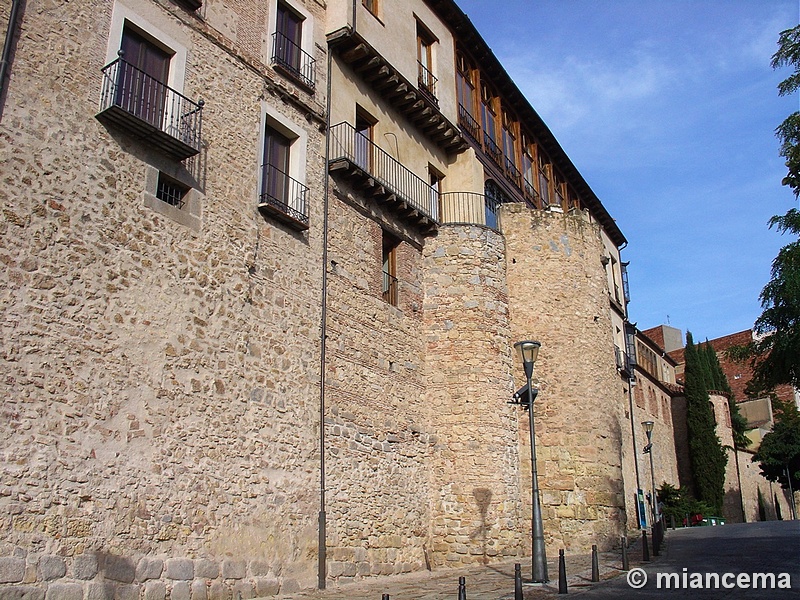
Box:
xmin=458 ymin=104 xmax=481 ymax=143
xmin=417 ymin=61 xmax=438 ymax=106
xmin=259 ymin=163 xmax=310 ymax=227
xmin=438 ymin=191 xmax=523 ymax=232
xmin=271 ymin=31 xmax=316 ymax=89
xmin=98 ymin=54 xmax=203 ymax=158
xmin=483 ymin=133 xmax=503 ymax=167
xmin=329 ymin=121 xmax=438 ymax=221
xmin=382 ymin=270 xmax=399 ymax=306
xmin=504 ymin=156 xmax=522 ymax=189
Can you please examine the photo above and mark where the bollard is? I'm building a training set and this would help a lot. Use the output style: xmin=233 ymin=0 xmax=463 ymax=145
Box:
xmin=382 ymin=595 xmax=389 ymax=600
xmin=653 ymin=523 xmax=660 ymax=557
xmin=558 ymin=549 xmax=568 ymax=594
xmin=670 ymin=514 xmax=676 ymax=530
xmin=458 ymin=576 xmax=467 ymax=600
xmin=642 ymin=531 xmax=650 ymax=562
xmin=621 ymin=536 xmax=629 ymax=571
xmin=591 ymin=544 xmax=599 ymax=582
xmin=514 ymin=563 xmax=523 ymax=600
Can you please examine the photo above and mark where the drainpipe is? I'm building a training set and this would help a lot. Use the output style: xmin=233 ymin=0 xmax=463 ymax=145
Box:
xmin=0 ymin=0 xmax=23 ymax=117
xmin=317 ymin=42 xmax=334 ymax=591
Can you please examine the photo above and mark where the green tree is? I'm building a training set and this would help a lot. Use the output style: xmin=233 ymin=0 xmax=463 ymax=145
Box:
xmin=701 ymin=340 xmax=750 ymax=448
xmin=752 ymin=398 xmax=800 ymax=492
xmin=684 ymin=333 xmax=728 ymax=514
xmin=732 ymin=25 xmax=800 ymax=393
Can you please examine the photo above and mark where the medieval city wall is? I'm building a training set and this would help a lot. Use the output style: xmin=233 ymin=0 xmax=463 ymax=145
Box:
xmin=501 ymin=205 xmax=627 ymax=552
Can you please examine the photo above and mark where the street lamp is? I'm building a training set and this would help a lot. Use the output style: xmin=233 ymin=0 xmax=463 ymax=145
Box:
xmin=642 ymin=421 xmax=659 ymax=554
xmin=514 ymin=340 xmax=548 ymax=583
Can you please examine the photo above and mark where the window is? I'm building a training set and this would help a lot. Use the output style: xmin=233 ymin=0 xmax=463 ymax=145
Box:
xmin=502 ymin=110 xmax=520 ymax=187
xmin=363 ymin=0 xmax=378 ymax=17
xmin=355 ymin=108 xmax=375 ymax=171
xmin=117 ymin=27 xmax=172 ymax=128
xmin=484 ymin=179 xmax=509 ymax=231
xmin=273 ymin=3 xmax=308 ymax=83
xmin=156 ymin=173 xmax=189 ymax=208
xmin=428 ymin=165 xmax=443 ymax=217
xmin=417 ymin=22 xmax=437 ymax=102
xmin=382 ymin=230 xmax=400 ymax=306
xmin=554 ymin=172 xmax=566 ymax=210
xmin=456 ymin=52 xmax=479 ymax=141
xmin=537 ymin=153 xmax=551 ymax=208
xmin=258 ymin=116 xmax=309 ymax=229
xmin=480 ymin=83 xmax=501 ymax=164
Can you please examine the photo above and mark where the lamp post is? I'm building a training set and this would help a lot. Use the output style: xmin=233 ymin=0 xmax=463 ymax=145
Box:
xmin=642 ymin=421 xmax=659 ymax=553
xmin=514 ymin=340 xmax=548 ymax=583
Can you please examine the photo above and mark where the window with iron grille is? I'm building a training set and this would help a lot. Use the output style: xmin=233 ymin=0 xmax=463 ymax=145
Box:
xmin=156 ymin=172 xmax=189 ymax=208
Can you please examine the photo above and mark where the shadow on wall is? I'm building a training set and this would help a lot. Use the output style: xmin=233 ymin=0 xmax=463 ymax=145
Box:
xmin=470 ymin=488 xmax=492 ymax=565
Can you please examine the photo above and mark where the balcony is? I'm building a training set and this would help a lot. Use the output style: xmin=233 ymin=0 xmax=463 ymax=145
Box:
xmin=417 ymin=61 xmax=438 ymax=107
xmin=258 ymin=164 xmax=310 ymax=230
xmin=96 ymin=55 xmax=203 ymax=160
xmin=458 ymin=104 xmax=481 ymax=144
xmin=271 ymin=31 xmax=316 ymax=91
xmin=328 ymin=122 xmax=438 ymax=231
xmin=483 ymin=133 xmax=503 ymax=168
xmin=615 ymin=345 xmax=633 ymax=375
xmin=504 ymin=157 xmax=522 ymax=190
xmin=327 ymin=29 xmax=468 ymax=155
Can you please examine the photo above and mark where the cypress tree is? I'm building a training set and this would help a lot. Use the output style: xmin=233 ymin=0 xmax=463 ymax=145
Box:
xmin=684 ymin=332 xmax=728 ymax=514
xmin=702 ymin=339 xmax=750 ymax=448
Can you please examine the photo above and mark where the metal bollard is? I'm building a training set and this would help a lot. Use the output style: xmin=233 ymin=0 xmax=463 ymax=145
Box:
xmin=670 ymin=514 xmax=676 ymax=530
xmin=621 ymin=536 xmax=629 ymax=571
xmin=642 ymin=531 xmax=650 ymax=562
xmin=514 ymin=563 xmax=523 ymax=600
xmin=458 ymin=576 xmax=467 ymax=600
xmin=653 ymin=522 xmax=660 ymax=557
xmin=558 ymin=549 xmax=568 ymax=594
xmin=591 ymin=544 xmax=599 ymax=582
xmin=382 ymin=595 xmax=389 ymax=600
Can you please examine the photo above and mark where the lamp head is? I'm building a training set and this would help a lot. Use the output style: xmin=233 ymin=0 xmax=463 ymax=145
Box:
xmin=514 ymin=340 xmax=541 ymax=379
xmin=642 ymin=420 xmax=654 ymax=440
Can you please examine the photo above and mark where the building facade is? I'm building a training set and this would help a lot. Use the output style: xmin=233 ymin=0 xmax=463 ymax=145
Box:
xmin=0 ymin=0 xmax=642 ymax=596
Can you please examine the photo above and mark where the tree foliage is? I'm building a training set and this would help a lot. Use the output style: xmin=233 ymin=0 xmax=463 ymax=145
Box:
xmin=752 ymin=398 xmax=800 ymax=492
xmin=657 ymin=482 xmax=714 ymax=524
xmin=700 ymin=340 xmax=750 ymax=448
xmin=684 ymin=333 xmax=728 ymax=514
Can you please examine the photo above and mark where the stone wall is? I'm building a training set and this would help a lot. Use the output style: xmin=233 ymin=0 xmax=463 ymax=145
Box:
xmin=0 ymin=0 xmax=327 ymax=596
xmin=501 ymin=204 xmax=627 ymax=552
xmin=422 ymin=224 xmax=524 ymax=567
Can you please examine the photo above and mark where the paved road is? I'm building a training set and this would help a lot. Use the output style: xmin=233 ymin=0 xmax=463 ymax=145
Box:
xmin=571 ymin=521 xmax=800 ymax=598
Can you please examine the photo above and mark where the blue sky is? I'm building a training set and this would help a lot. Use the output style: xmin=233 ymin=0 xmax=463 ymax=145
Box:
xmin=456 ymin=0 xmax=800 ymax=343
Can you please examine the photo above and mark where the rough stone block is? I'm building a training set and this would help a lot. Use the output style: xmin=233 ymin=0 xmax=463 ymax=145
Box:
xmin=169 ymin=581 xmax=190 ymax=600
xmin=136 ymin=558 xmax=164 ymax=582
xmin=220 ymin=561 xmax=245 ymax=580
xmin=248 ymin=561 xmax=270 ymax=577
xmin=207 ymin=582 xmax=226 ymax=600
xmin=0 ymin=586 xmax=45 ymax=600
xmin=192 ymin=560 xmax=218 ymax=579
xmin=143 ymin=581 xmax=166 ymax=600
xmin=165 ymin=559 xmax=193 ymax=581
xmin=230 ymin=581 xmax=253 ymax=599
xmin=84 ymin=582 xmax=113 ymax=600
xmin=44 ymin=583 xmax=82 ymax=600
xmin=190 ymin=580 xmax=207 ymax=600
xmin=72 ymin=554 xmax=98 ymax=580
xmin=253 ymin=578 xmax=279 ymax=597
xmin=0 ymin=557 xmax=26 ymax=583
xmin=114 ymin=584 xmax=140 ymax=600
xmin=102 ymin=556 xmax=135 ymax=584
xmin=38 ymin=556 xmax=66 ymax=581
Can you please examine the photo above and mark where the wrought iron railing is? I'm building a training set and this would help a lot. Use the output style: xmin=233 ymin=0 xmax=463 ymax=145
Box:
xmin=383 ymin=270 xmax=398 ymax=306
xmin=329 ymin=121 xmax=438 ymax=221
xmin=483 ymin=133 xmax=503 ymax=167
xmin=523 ymin=179 xmax=540 ymax=206
xmin=99 ymin=54 xmax=203 ymax=153
xmin=271 ymin=31 xmax=316 ymax=89
xmin=458 ymin=104 xmax=481 ymax=143
xmin=259 ymin=163 xmax=310 ymax=226
xmin=437 ymin=191 xmax=520 ymax=232
xmin=417 ymin=61 xmax=438 ymax=105
xmin=504 ymin=156 xmax=522 ymax=189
